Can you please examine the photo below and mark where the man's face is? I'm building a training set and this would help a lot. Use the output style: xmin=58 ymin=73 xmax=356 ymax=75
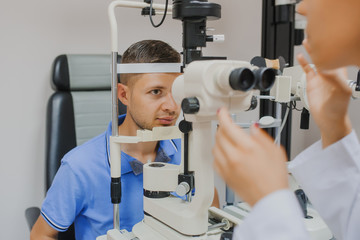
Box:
xmin=298 ymin=0 xmax=360 ymax=70
xmin=126 ymin=73 xmax=181 ymax=130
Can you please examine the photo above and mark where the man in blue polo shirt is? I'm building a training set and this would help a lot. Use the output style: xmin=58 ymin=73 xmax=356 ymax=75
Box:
xmin=31 ymin=40 xmax=183 ymax=240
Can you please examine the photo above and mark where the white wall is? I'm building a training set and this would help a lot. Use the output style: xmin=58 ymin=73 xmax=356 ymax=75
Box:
xmin=0 ymin=0 xmax=359 ymax=239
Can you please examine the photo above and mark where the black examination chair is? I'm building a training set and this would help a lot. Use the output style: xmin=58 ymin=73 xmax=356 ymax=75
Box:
xmin=25 ymin=54 xmax=125 ymax=240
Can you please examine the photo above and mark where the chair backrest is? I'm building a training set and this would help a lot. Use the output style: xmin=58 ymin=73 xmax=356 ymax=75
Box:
xmin=46 ymin=54 xmax=126 ymax=190
xmin=45 ymin=54 xmax=126 ymax=240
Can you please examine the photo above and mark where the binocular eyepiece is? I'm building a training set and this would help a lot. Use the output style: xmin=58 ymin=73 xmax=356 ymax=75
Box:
xmin=229 ymin=67 xmax=276 ymax=92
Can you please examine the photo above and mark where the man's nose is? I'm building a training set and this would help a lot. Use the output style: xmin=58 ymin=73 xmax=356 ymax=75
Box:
xmin=162 ymin=92 xmax=179 ymax=112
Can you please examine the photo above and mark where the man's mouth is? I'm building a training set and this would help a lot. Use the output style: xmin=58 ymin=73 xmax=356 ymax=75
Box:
xmin=157 ymin=117 xmax=176 ymax=125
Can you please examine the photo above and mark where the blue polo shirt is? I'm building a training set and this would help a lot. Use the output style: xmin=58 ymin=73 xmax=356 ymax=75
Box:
xmin=40 ymin=114 xmax=181 ymax=240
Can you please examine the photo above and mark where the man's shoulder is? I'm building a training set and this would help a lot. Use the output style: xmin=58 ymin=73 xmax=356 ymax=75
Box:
xmin=61 ymin=132 xmax=107 ymax=168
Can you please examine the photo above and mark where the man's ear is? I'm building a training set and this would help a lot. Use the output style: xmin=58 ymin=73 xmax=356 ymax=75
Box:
xmin=117 ymin=83 xmax=129 ymax=106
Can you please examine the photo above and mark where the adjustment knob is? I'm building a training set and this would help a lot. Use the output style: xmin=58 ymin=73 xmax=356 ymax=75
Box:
xmin=176 ymin=182 xmax=190 ymax=197
xmin=181 ymin=97 xmax=200 ymax=114
xmin=179 ymin=120 xmax=192 ymax=133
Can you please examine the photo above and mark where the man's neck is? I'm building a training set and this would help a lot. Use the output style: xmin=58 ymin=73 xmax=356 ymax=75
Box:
xmin=118 ymin=115 xmax=158 ymax=164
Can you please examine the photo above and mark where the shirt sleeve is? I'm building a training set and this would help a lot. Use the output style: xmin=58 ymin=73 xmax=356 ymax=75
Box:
xmin=289 ymin=131 xmax=360 ymax=240
xmin=233 ymin=189 xmax=310 ymax=240
xmin=40 ymin=160 xmax=86 ymax=232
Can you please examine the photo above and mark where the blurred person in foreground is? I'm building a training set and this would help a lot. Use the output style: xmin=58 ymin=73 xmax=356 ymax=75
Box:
xmin=213 ymin=0 xmax=360 ymax=239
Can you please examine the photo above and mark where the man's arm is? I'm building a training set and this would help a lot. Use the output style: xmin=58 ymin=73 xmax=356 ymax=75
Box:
xmin=30 ymin=215 xmax=58 ymax=240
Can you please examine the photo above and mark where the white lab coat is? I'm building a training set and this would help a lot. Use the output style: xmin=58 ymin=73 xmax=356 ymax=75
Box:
xmin=233 ymin=131 xmax=360 ymax=240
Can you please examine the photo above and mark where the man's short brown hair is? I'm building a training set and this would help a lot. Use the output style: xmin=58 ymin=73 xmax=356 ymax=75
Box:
xmin=120 ymin=40 xmax=181 ymax=85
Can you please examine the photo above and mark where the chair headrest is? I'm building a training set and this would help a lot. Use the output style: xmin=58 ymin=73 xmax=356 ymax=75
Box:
xmin=52 ymin=54 xmax=121 ymax=91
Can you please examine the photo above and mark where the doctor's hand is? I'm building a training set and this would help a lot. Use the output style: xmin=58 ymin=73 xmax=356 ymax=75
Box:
xmin=212 ymin=108 xmax=289 ymax=207
xmin=297 ymin=52 xmax=352 ymax=148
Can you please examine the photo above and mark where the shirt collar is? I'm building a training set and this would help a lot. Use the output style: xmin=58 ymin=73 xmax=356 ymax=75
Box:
xmin=128 ymin=148 xmax=172 ymax=176
xmin=105 ymin=115 xmax=179 ymax=175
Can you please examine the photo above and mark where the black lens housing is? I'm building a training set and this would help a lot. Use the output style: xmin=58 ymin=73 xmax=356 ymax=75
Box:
xmin=229 ymin=68 xmax=256 ymax=92
xmin=253 ymin=67 xmax=276 ymax=91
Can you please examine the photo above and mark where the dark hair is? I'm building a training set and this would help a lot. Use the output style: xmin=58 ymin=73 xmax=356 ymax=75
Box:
xmin=120 ymin=40 xmax=181 ymax=85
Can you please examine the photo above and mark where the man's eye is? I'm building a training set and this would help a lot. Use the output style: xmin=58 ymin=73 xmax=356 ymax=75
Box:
xmin=151 ymin=89 xmax=161 ymax=95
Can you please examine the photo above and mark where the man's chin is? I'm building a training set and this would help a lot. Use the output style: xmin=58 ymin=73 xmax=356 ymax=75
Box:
xmin=153 ymin=122 xmax=176 ymax=128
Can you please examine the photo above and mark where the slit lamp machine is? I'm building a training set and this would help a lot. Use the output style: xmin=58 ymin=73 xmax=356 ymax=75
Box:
xmin=97 ymin=1 xmax=360 ymax=239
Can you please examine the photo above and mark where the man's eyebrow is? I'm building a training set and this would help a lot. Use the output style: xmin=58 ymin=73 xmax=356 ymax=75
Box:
xmin=146 ymin=85 xmax=167 ymax=90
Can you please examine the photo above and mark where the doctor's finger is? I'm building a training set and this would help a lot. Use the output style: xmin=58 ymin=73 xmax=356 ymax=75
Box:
xmin=320 ymin=69 xmax=350 ymax=89
xmin=212 ymin=145 xmax=228 ymax=177
xmin=250 ymin=124 xmax=277 ymax=147
xmin=217 ymin=108 xmax=254 ymax=148
xmin=302 ymin=39 xmax=312 ymax=55
xmin=297 ymin=54 xmax=315 ymax=76
xmin=212 ymin=143 xmax=238 ymax=183
xmin=214 ymin=132 xmax=247 ymax=167
xmin=213 ymin=140 xmax=245 ymax=185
